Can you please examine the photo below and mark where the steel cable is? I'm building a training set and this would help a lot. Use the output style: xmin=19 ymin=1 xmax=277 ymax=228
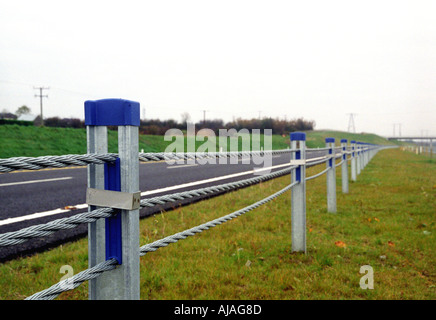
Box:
xmin=305 ymin=167 xmax=331 ymax=181
xmin=0 ymin=166 xmax=295 ymax=247
xmin=0 ymin=153 xmax=118 ymax=173
xmin=25 ymin=258 xmax=118 ymax=300
xmin=26 ymin=181 xmax=297 ymax=300
xmin=140 ymin=181 xmax=297 ymax=255
xmin=0 ymin=207 xmax=114 ymax=247
xmin=0 ymin=149 xmax=297 ymax=173
xmin=335 ymin=159 xmax=345 ymax=167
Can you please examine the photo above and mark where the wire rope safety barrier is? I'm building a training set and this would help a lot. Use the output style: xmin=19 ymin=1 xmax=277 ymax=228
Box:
xmin=0 ymin=98 xmax=390 ymax=300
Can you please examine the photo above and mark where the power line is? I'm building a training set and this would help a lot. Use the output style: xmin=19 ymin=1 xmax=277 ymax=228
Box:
xmin=34 ymin=86 xmax=49 ymax=126
xmin=347 ymin=113 xmax=357 ymax=133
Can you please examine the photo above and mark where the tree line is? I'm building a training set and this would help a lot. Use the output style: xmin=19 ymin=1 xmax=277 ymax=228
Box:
xmin=2 ymin=113 xmax=315 ymax=135
xmin=136 ymin=117 xmax=315 ymax=135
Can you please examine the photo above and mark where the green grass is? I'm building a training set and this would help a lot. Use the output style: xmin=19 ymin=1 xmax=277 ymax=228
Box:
xmin=303 ymin=130 xmax=395 ymax=148
xmin=0 ymin=148 xmax=434 ymax=299
xmin=0 ymin=125 xmax=394 ymax=158
xmin=0 ymin=125 xmax=176 ymax=157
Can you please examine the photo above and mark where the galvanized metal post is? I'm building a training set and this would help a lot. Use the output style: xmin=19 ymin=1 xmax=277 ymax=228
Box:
xmin=87 ymin=125 xmax=107 ymax=299
xmin=350 ymin=140 xmax=357 ymax=182
xmin=369 ymin=144 xmax=373 ymax=163
xmin=341 ymin=139 xmax=349 ymax=194
xmin=356 ymin=142 xmax=361 ymax=176
xmin=325 ymin=137 xmax=337 ymax=213
xmin=360 ymin=143 xmax=365 ymax=169
xmin=290 ymin=132 xmax=306 ymax=253
xmin=363 ymin=143 xmax=369 ymax=168
xmin=117 ymin=124 xmax=140 ymax=299
xmin=85 ymin=99 xmax=141 ymax=300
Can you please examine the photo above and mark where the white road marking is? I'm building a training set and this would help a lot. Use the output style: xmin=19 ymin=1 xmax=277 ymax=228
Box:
xmin=0 ymin=177 xmax=73 ymax=187
xmin=141 ymin=162 xmax=291 ymax=196
xmin=0 ymin=204 xmax=88 ymax=226
xmin=166 ymin=164 xmax=198 ymax=169
xmin=0 ymin=163 xmax=291 ymax=226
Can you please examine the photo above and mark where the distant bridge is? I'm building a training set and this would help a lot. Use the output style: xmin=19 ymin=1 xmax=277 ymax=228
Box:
xmin=388 ymin=136 xmax=435 ymax=157
xmin=387 ymin=136 xmax=436 ymax=141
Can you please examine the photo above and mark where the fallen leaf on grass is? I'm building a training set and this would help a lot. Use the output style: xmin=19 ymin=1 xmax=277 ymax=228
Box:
xmin=388 ymin=241 xmax=395 ymax=247
xmin=309 ymin=228 xmax=313 ymax=233
xmin=63 ymin=206 xmax=77 ymax=210
xmin=335 ymin=241 xmax=346 ymax=248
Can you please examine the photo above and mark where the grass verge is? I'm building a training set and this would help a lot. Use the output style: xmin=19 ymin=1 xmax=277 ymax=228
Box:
xmin=0 ymin=125 xmax=396 ymax=158
xmin=0 ymin=148 xmax=434 ymax=299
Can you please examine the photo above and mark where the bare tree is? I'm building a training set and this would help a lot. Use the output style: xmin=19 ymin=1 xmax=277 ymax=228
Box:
xmin=15 ymin=105 xmax=31 ymax=117
xmin=180 ymin=112 xmax=191 ymax=125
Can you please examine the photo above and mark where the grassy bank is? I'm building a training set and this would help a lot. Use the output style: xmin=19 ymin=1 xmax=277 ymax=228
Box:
xmin=0 ymin=125 xmax=176 ymax=157
xmin=0 ymin=147 xmax=434 ymax=300
xmin=0 ymin=125 xmax=394 ymax=158
xmin=304 ymin=130 xmax=395 ymax=148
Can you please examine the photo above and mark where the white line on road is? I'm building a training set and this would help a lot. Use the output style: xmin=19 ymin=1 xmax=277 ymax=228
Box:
xmin=0 ymin=204 xmax=88 ymax=226
xmin=166 ymin=164 xmax=198 ymax=169
xmin=0 ymin=177 xmax=73 ymax=187
xmin=141 ymin=162 xmax=291 ymax=196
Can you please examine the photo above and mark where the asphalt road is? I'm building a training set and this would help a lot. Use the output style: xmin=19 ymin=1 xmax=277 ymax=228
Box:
xmin=0 ymin=150 xmax=328 ymax=261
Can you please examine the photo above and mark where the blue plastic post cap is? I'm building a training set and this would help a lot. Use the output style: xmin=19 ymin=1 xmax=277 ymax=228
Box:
xmin=325 ymin=137 xmax=335 ymax=143
xmin=341 ymin=139 xmax=347 ymax=143
xmin=290 ymin=132 xmax=306 ymax=141
xmin=350 ymin=140 xmax=356 ymax=144
xmin=85 ymin=98 xmax=140 ymax=126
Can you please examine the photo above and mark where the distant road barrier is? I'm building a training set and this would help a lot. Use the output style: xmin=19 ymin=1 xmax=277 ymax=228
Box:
xmin=0 ymin=98 xmax=394 ymax=300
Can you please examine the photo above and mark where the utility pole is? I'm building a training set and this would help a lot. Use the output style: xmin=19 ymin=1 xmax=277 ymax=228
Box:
xmin=347 ymin=113 xmax=356 ymax=133
xmin=202 ymin=110 xmax=209 ymax=124
xmin=34 ymin=86 xmax=49 ymax=126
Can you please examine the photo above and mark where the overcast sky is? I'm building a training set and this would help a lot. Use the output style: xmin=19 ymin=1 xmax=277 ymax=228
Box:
xmin=1 ymin=0 xmax=435 ymax=137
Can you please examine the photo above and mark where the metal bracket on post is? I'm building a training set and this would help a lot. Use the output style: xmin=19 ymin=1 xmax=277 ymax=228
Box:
xmin=325 ymin=137 xmax=337 ymax=213
xmin=86 ymin=188 xmax=141 ymax=211
xmin=341 ymin=139 xmax=349 ymax=194
xmin=104 ymin=158 xmax=122 ymax=264
xmin=85 ymin=98 xmax=140 ymax=300
xmin=290 ymin=132 xmax=306 ymax=253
